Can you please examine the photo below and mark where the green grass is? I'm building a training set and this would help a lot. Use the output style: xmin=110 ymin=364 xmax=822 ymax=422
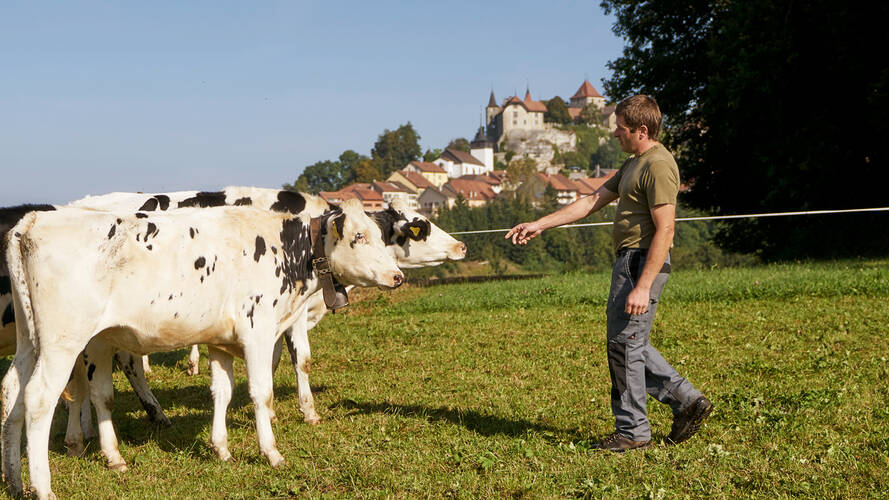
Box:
xmin=5 ymin=259 xmax=889 ymax=498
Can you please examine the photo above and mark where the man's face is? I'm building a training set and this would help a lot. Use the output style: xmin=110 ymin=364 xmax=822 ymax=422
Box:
xmin=613 ymin=116 xmax=640 ymax=154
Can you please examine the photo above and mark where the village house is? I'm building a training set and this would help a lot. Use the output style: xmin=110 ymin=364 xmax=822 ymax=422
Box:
xmin=404 ymin=161 xmax=448 ymax=187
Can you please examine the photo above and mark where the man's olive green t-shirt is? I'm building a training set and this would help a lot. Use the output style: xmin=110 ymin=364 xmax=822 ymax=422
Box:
xmin=602 ymin=143 xmax=680 ymax=253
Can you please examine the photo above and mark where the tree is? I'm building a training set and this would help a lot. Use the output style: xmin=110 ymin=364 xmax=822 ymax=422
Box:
xmin=590 ymin=137 xmax=626 ymax=170
xmin=286 ymin=159 xmax=351 ymax=194
xmin=353 ymin=158 xmax=383 ymax=183
xmin=543 ymin=96 xmax=571 ymax=124
xmin=423 ymin=148 xmax=442 ymax=162
xmin=601 ymin=0 xmax=889 ymax=258
xmin=507 ymin=156 xmax=539 ymax=202
xmin=578 ymin=102 xmax=603 ymax=126
xmin=447 ymin=138 xmax=470 ymax=152
xmin=371 ymin=122 xmax=422 ymax=178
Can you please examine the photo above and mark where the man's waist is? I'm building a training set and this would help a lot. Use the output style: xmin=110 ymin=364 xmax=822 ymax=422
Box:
xmin=616 ymin=247 xmax=648 ymax=257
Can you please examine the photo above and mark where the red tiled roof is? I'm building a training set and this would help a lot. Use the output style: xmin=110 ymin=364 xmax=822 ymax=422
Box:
xmin=503 ymin=95 xmax=547 ymax=113
xmin=567 ymin=107 xmax=583 ymax=120
xmin=458 ymin=174 xmax=501 ymax=186
xmin=398 ymin=170 xmax=434 ymax=189
xmin=573 ymin=172 xmax=617 ymax=195
xmin=445 ymin=179 xmax=496 ymax=201
xmin=441 ymin=148 xmax=485 ymax=167
xmin=536 ymin=173 xmax=578 ymax=191
xmin=409 ymin=160 xmax=446 ymax=173
xmin=372 ymin=181 xmax=412 ymax=194
xmin=572 ymin=80 xmax=603 ymax=99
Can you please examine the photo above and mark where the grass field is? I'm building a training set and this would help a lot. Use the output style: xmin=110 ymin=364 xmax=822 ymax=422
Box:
xmin=4 ymin=259 xmax=888 ymax=498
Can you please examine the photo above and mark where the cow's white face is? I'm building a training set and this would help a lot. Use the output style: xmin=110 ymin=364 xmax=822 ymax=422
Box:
xmin=326 ymin=199 xmax=404 ymax=289
xmin=373 ymin=199 xmax=467 ymax=269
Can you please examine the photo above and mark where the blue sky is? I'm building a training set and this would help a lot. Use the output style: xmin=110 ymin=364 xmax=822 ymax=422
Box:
xmin=0 ymin=1 xmax=625 ymax=205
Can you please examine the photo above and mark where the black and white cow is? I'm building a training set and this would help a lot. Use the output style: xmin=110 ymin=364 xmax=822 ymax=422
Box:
xmin=0 ymin=188 xmax=466 ymax=475
xmin=1 ymin=200 xmax=403 ymax=499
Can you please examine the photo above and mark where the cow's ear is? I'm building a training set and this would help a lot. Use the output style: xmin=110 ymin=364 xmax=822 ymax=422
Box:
xmin=403 ymin=219 xmax=430 ymax=241
xmin=328 ymin=212 xmax=346 ymax=241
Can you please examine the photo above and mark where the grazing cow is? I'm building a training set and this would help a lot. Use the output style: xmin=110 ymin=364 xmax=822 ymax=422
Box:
xmin=1 ymin=200 xmax=403 ymax=499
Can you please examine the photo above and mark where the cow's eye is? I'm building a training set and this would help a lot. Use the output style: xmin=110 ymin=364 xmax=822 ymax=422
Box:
xmin=354 ymin=232 xmax=367 ymax=244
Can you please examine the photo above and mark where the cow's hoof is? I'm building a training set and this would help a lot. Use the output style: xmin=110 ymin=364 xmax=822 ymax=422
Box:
xmin=215 ymin=448 xmax=232 ymax=462
xmin=108 ymin=460 xmax=128 ymax=472
xmin=65 ymin=442 xmax=85 ymax=457
xmin=266 ymin=451 xmax=285 ymax=468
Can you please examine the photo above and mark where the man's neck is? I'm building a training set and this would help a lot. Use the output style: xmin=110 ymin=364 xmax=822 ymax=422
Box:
xmin=632 ymin=139 xmax=659 ymax=156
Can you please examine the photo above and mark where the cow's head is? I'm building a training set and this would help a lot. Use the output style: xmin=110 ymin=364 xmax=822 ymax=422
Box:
xmin=324 ymin=199 xmax=404 ymax=289
xmin=370 ymin=200 xmax=467 ymax=269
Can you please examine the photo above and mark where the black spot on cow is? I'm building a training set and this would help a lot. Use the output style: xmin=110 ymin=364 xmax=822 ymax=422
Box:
xmin=2 ymin=304 xmax=14 ymax=326
xmin=0 ymin=204 xmax=56 ymax=257
xmin=270 ymin=191 xmax=307 ymax=214
xmin=155 ymin=195 xmax=171 ymax=210
xmin=200 ymin=276 xmax=204 ymax=283
xmin=136 ymin=234 xmax=141 ymax=242
xmin=246 ymin=304 xmax=255 ymax=328
xmin=135 ymin=212 xmax=148 ymax=219
xmin=87 ymin=364 xmax=96 ymax=381
xmin=206 ymin=267 xmax=210 ymax=276
xmin=234 ymin=197 xmax=252 ymax=206
xmin=0 ymin=276 xmax=11 ymax=295
xmin=255 ymin=295 xmax=261 ymax=304
xmin=194 ymin=257 xmax=206 ymax=269
xmin=254 ymin=236 xmax=266 ymax=262
xmin=278 ymin=215 xmax=314 ymax=295
xmin=273 ymin=299 xmax=278 ymax=307
xmin=189 ymin=227 xmax=197 ymax=239
xmin=138 ymin=198 xmax=159 ymax=211
xmin=146 ymin=244 xmax=152 ymax=251
xmin=174 ymin=312 xmax=179 ymax=319
xmin=168 ymin=295 xmax=173 ymax=300
xmin=270 ymin=246 xmax=277 ymax=255
xmin=178 ymin=191 xmax=227 ymax=208
xmin=145 ymin=223 xmax=159 ymax=241
xmin=107 ymin=224 xmax=116 ymax=239
xmin=275 ymin=266 xmax=281 ymax=277
xmin=116 ymin=218 xmax=122 ymax=224
xmin=370 ymin=207 xmax=406 ymax=246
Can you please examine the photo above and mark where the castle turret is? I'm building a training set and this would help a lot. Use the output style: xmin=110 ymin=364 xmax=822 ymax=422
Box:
xmin=470 ymin=126 xmax=494 ymax=173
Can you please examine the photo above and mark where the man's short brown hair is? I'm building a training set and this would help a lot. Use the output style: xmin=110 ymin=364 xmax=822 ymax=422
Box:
xmin=616 ymin=95 xmax=661 ymax=139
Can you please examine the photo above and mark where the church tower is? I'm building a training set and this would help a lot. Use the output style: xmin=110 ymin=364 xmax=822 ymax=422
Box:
xmin=470 ymin=126 xmax=494 ymax=174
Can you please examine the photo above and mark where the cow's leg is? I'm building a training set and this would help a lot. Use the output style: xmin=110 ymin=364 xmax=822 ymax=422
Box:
xmin=208 ymin=346 xmax=234 ymax=461
xmin=115 ymin=350 xmax=171 ymax=426
xmin=64 ymin=354 xmax=90 ymax=456
xmin=141 ymin=355 xmax=152 ymax=375
xmin=80 ymin=394 xmax=96 ymax=441
xmin=285 ymin=309 xmax=320 ymax=425
xmin=242 ymin=335 xmax=284 ymax=467
xmin=271 ymin=336 xmax=284 ymax=374
xmin=25 ymin=347 xmax=80 ymax=500
xmin=85 ymin=342 xmax=127 ymax=471
xmin=188 ymin=344 xmax=201 ymax=376
xmin=1 ymin=340 xmax=35 ymax=497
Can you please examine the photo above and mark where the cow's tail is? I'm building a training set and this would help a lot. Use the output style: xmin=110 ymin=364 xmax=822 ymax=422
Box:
xmin=5 ymin=212 xmax=40 ymax=351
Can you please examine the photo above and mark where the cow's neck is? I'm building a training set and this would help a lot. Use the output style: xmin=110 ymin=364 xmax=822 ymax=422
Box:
xmin=309 ymin=216 xmax=349 ymax=311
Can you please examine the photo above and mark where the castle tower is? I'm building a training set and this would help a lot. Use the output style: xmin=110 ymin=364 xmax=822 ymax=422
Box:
xmin=485 ymin=90 xmax=500 ymax=127
xmin=470 ymin=126 xmax=494 ymax=174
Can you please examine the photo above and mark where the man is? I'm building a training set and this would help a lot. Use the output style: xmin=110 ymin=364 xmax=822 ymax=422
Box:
xmin=505 ymin=95 xmax=711 ymax=452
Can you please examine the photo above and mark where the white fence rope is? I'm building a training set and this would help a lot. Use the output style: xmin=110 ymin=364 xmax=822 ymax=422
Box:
xmin=448 ymin=207 xmax=889 ymax=236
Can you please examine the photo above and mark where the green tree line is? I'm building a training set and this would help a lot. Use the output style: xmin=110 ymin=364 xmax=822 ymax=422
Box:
xmin=601 ymin=0 xmax=889 ymax=259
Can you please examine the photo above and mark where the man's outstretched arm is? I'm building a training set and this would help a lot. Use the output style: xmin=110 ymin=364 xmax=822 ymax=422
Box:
xmin=505 ymin=186 xmax=618 ymax=245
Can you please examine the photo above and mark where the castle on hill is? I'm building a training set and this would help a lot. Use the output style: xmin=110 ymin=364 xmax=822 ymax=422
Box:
xmin=484 ymin=79 xmax=616 ymax=147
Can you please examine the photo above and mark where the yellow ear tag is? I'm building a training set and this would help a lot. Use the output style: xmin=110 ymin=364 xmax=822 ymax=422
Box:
xmin=409 ymin=226 xmax=420 ymax=237
xmin=331 ymin=221 xmax=340 ymax=240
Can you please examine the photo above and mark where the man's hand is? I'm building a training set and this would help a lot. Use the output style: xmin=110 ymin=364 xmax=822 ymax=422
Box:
xmin=625 ymin=285 xmax=651 ymax=316
xmin=505 ymin=222 xmax=543 ymax=245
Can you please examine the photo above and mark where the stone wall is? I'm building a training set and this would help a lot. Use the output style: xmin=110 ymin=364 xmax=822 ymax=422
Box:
xmin=496 ymin=124 xmax=576 ymax=172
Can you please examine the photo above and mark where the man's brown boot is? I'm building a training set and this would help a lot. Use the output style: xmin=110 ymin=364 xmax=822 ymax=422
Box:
xmin=595 ymin=431 xmax=651 ymax=452
xmin=668 ymin=396 xmax=713 ymax=444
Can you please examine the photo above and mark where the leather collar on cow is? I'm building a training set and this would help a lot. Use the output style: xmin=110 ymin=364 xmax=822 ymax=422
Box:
xmin=309 ymin=213 xmax=349 ymax=311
